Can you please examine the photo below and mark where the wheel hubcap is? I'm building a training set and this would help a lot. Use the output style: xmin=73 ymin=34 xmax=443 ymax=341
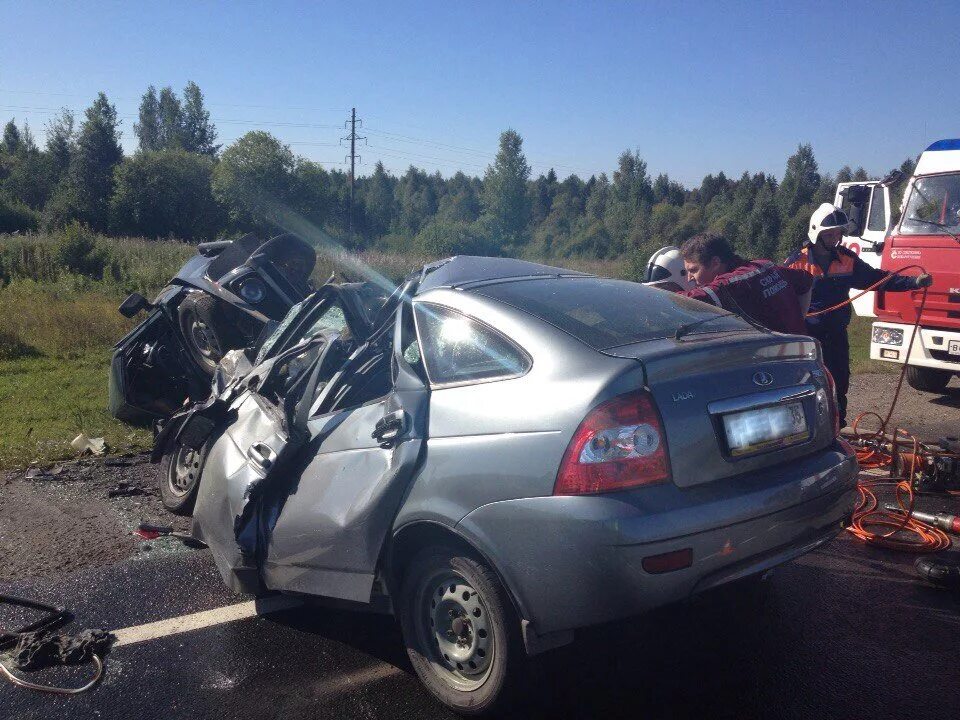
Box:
xmin=168 ymin=445 xmax=200 ymax=497
xmin=424 ymin=576 xmax=493 ymax=688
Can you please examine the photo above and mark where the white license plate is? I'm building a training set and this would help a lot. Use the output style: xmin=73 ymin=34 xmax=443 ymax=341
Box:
xmin=722 ymin=401 xmax=809 ymax=457
xmin=949 ymin=340 xmax=960 ymax=356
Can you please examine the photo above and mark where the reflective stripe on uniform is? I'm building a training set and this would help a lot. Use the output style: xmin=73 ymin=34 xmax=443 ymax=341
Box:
xmin=701 ymin=286 xmax=722 ymax=306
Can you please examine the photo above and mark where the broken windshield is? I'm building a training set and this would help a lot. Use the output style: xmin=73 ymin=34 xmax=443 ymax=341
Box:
xmin=901 ymin=173 xmax=960 ymax=235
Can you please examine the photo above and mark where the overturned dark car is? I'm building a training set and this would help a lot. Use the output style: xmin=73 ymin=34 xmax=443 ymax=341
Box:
xmin=109 ymin=233 xmax=383 ymax=426
xmin=146 ymin=256 xmax=856 ymax=714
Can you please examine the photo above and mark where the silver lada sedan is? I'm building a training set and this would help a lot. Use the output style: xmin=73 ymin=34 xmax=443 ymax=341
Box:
xmin=174 ymin=256 xmax=858 ymax=714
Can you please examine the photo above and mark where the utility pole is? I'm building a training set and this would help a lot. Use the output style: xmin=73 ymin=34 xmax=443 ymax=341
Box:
xmin=342 ymin=108 xmax=365 ymax=246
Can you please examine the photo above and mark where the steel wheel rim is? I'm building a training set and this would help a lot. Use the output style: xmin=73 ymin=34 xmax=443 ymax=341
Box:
xmin=187 ymin=312 xmax=220 ymax=361
xmin=168 ymin=445 xmax=200 ymax=497
xmin=417 ymin=570 xmax=495 ymax=691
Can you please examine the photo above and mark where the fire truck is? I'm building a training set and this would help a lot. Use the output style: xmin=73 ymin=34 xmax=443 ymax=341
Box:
xmin=869 ymin=139 xmax=960 ymax=393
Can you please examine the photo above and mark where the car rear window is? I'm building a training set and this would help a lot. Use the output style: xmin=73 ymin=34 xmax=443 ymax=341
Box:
xmin=474 ymin=277 xmax=749 ymax=349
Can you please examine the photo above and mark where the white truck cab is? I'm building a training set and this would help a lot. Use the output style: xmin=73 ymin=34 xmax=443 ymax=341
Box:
xmin=834 ymin=181 xmax=890 ymax=316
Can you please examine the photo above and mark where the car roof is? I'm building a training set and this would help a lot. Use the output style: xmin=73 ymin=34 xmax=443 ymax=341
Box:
xmin=415 ymin=256 xmax=593 ymax=294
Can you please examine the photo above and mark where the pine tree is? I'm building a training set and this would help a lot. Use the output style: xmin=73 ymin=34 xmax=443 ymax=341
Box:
xmin=362 ymin=162 xmax=397 ymax=237
xmin=63 ymin=93 xmax=123 ymax=230
xmin=181 ymin=81 xmax=219 ymax=155
xmin=135 ymin=86 xmax=161 ymax=152
xmin=778 ymin=143 xmax=821 ymax=218
xmin=45 ymin=109 xmax=75 ymax=180
xmin=157 ymin=87 xmax=184 ymax=150
xmin=480 ymin=129 xmax=532 ymax=252
xmin=3 ymin=120 xmax=21 ymax=153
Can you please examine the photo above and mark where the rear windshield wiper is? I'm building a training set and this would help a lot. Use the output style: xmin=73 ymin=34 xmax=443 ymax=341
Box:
xmin=674 ymin=312 xmax=736 ymax=340
xmin=907 ymin=217 xmax=960 ymax=243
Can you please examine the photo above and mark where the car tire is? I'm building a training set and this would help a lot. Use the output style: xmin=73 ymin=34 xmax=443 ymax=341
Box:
xmin=905 ymin=365 xmax=952 ymax=393
xmin=398 ymin=545 xmax=523 ymax=716
xmin=178 ymin=293 xmax=228 ymax=375
xmin=159 ymin=441 xmax=208 ymax=515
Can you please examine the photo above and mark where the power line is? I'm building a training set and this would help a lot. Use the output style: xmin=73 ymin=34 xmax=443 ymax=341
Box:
xmin=342 ymin=108 xmax=366 ymax=246
xmin=366 ymin=145 xmax=490 ymax=172
xmin=0 ymin=100 xmax=597 ymax=178
xmin=365 ymin=125 xmax=598 ymax=177
xmin=0 ymin=103 xmax=342 ymax=130
xmin=0 ymin=88 xmax=348 ymax=113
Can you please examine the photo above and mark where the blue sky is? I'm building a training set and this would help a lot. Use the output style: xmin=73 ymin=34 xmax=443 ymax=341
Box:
xmin=2 ymin=1 xmax=958 ymax=186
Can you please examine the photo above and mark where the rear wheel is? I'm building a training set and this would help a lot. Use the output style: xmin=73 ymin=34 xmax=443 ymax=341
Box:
xmin=905 ymin=365 xmax=952 ymax=393
xmin=398 ymin=546 xmax=522 ymax=715
xmin=159 ymin=442 xmax=207 ymax=515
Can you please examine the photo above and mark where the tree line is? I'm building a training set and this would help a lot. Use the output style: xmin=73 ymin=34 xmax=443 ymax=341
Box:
xmin=0 ymin=84 xmax=917 ymax=268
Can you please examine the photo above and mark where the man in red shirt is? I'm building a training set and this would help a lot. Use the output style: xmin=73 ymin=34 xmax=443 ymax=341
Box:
xmin=676 ymin=233 xmax=813 ymax=335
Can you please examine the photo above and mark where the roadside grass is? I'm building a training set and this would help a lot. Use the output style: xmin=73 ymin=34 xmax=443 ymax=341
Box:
xmin=0 ymin=351 xmax=153 ymax=469
xmin=0 ymin=280 xmax=151 ymax=468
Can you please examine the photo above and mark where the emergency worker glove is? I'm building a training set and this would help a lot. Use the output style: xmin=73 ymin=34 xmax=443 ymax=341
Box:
xmin=914 ymin=273 xmax=933 ymax=289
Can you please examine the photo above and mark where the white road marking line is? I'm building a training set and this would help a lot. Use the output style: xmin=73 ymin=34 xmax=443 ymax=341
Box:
xmin=112 ymin=595 xmax=303 ymax=648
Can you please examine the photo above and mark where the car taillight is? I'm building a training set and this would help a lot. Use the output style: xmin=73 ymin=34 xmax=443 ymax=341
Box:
xmin=822 ymin=366 xmax=840 ymax=436
xmin=554 ymin=390 xmax=671 ymax=495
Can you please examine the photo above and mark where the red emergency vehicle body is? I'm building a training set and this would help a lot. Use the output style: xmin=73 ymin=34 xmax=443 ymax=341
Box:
xmin=871 ymin=139 xmax=960 ymax=391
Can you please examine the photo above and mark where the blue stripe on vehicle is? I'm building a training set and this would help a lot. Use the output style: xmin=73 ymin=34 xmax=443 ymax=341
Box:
xmin=925 ymin=139 xmax=960 ymax=151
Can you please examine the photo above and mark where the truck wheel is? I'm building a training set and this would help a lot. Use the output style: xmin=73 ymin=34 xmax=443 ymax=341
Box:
xmin=159 ymin=442 xmax=207 ymax=515
xmin=398 ymin=546 xmax=522 ymax=715
xmin=178 ymin=294 xmax=227 ymax=375
xmin=905 ymin=366 xmax=952 ymax=393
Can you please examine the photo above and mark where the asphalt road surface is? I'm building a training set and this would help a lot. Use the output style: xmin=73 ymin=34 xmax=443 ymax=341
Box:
xmin=2 ymin=530 xmax=959 ymax=720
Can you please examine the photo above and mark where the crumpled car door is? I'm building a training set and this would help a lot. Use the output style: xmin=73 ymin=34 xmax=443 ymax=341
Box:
xmin=259 ymin=306 xmax=428 ymax=602
xmin=191 ymin=330 xmax=348 ymax=593
xmin=193 ymin=303 xmax=428 ymax=602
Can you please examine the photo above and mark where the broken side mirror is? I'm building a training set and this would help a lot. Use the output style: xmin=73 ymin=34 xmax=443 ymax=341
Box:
xmin=119 ymin=293 xmax=152 ymax=318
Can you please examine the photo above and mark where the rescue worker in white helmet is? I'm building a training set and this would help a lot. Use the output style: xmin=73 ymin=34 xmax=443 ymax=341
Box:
xmin=785 ymin=203 xmax=933 ymax=426
xmin=643 ymin=246 xmax=695 ymax=290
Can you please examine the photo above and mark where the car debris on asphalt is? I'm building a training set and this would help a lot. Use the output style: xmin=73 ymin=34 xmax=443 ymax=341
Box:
xmin=70 ymin=434 xmax=106 ymax=456
xmin=106 ymin=482 xmax=153 ymax=499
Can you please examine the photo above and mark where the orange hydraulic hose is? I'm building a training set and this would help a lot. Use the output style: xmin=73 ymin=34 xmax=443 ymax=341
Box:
xmin=844 ymin=417 xmax=950 ymax=552
xmin=805 ymin=264 xmax=925 ymax=317
xmin=801 ymin=263 xmax=948 ymax=551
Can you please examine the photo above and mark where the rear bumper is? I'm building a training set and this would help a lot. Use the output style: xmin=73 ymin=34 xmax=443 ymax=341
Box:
xmin=456 ymin=442 xmax=858 ymax=637
xmin=870 ymin=322 xmax=960 ymax=372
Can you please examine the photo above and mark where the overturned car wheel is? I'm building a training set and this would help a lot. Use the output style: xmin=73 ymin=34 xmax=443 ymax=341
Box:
xmin=159 ymin=442 xmax=208 ymax=515
xmin=399 ymin=546 xmax=523 ymax=715
xmin=178 ymin=293 xmax=228 ymax=376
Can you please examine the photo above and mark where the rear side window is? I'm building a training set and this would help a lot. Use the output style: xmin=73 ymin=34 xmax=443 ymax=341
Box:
xmin=414 ymin=303 xmax=530 ymax=387
xmin=476 ymin=277 xmax=747 ymax=349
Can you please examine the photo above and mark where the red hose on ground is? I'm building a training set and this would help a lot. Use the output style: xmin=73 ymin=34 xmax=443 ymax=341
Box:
xmin=805 ymin=265 xmax=949 ymax=552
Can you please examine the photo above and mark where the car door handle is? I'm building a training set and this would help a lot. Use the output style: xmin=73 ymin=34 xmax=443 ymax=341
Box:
xmin=247 ymin=442 xmax=277 ymax=470
xmin=373 ymin=410 xmax=407 ymax=447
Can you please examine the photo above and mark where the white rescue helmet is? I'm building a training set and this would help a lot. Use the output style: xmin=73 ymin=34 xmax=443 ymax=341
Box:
xmin=643 ymin=246 xmax=694 ymax=290
xmin=808 ymin=203 xmax=852 ymax=244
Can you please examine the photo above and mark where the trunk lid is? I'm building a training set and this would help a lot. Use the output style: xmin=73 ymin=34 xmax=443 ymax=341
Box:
xmin=603 ymin=332 xmax=835 ymax=488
